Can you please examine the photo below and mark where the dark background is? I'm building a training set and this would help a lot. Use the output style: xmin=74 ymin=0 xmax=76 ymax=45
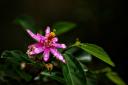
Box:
xmin=0 ymin=0 xmax=127 ymax=84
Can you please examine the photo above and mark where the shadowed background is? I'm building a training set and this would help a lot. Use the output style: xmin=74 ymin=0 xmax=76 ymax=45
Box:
xmin=0 ymin=0 xmax=127 ymax=84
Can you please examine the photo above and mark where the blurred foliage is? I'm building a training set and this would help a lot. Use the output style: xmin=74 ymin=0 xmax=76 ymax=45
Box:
xmin=15 ymin=16 xmax=76 ymax=36
xmin=0 ymin=50 xmax=33 ymax=84
xmin=0 ymin=16 xmax=126 ymax=85
xmin=15 ymin=16 xmax=39 ymax=33
xmin=52 ymin=22 xmax=76 ymax=35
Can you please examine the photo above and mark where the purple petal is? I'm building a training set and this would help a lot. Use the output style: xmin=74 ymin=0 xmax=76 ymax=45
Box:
xmin=43 ymin=49 xmax=50 ymax=62
xmin=37 ymin=33 xmax=45 ymax=42
xmin=52 ymin=37 xmax=58 ymax=43
xmin=50 ymin=48 xmax=65 ymax=63
xmin=45 ymin=26 xmax=50 ymax=35
xmin=28 ymin=43 xmax=42 ymax=48
xmin=27 ymin=43 xmax=44 ymax=55
xmin=53 ymin=43 xmax=66 ymax=49
xmin=26 ymin=29 xmax=42 ymax=42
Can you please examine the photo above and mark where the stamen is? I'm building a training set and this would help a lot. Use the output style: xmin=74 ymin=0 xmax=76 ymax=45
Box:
xmin=50 ymin=32 xmax=55 ymax=37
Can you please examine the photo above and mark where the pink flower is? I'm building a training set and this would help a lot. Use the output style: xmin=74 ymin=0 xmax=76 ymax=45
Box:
xmin=26 ymin=26 xmax=66 ymax=63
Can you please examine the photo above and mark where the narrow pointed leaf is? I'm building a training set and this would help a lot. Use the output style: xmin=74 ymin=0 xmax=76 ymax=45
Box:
xmin=62 ymin=53 xmax=87 ymax=85
xmin=75 ymin=43 xmax=115 ymax=66
xmin=106 ymin=72 xmax=126 ymax=85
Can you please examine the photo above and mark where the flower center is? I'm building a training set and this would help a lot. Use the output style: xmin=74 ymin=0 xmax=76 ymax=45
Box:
xmin=43 ymin=32 xmax=56 ymax=47
xmin=50 ymin=32 xmax=55 ymax=37
xmin=47 ymin=32 xmax=55 ymax=40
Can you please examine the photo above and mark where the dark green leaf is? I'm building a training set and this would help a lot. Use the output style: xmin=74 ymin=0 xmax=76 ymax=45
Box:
xmin=15 ymin=16 xmax=38 ymax=32
xmin=0 ymin=50 xmax=33 ymax=81
xmin=62 ymin=53 xmax=87 ymax=85
xmin=52 ymin=22 xmax=76 ymax=35
xmin=106 ymin=72 xmax=126 ymax=85
xmin=79 ymin=62 xmax=88 ymax=72
xmin=76 ymin=52 xmax=92 ymax=63
xmin=93 ymin=67 xmax=111 ymax=74
xmin=65 ymin=47 xmax=92 ymax=63
xmin=1 ymin=50 xmax=33 ymax=63
xmin=86 ymin=77 xmax=97 ymax=85
xmin=75 ymin=43 xmax=115 ymax=66
xmin=41 ymin=71 xmax=65 ymax=83
xmin=16 ymin=69 xmax=32 ymax=81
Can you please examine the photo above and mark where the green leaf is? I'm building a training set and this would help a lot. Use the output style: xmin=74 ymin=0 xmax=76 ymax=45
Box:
xmin=75 ymin=43 xmax=115 ymax=66
xmin=0 ymin=50 xmax=33 ymax=81
xmin=15 ymin=16 xmax=38 ymax=32
xmin=62 ymin=53 xmax=87 ymax=85
xmin=79 ymin=62 xmax=88 ymax=72
xmin=106 ymin=72 xmax=126 ymax=85
xmin=41 ymin=71 xmax=65 ymax=83
xmin=16 ymin=69 xmax=32 ymax=81
xmin=65 ymin=46 xmax=92 ymax=63
xmin=52 ymin=22 xmax=76 ymax=35
xmin=86 ymin=77 xmax=97 ymax=85
xmin=76 ymin=52 xmax=92 ymax=63
xmin=1 ymin=50 xmax=33 ymax=63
